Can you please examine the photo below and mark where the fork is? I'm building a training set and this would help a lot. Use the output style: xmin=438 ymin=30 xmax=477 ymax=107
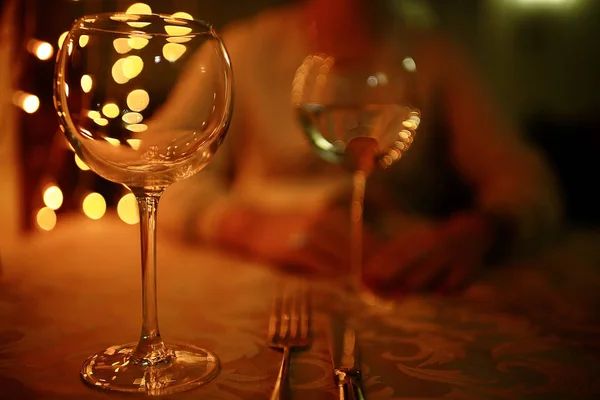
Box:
xmin=268 ymin=282 xmax=311 ymax=400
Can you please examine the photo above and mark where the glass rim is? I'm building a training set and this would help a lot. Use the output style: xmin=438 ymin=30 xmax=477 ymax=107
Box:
xmin=71 ymin=12 xmax=218 ymax=38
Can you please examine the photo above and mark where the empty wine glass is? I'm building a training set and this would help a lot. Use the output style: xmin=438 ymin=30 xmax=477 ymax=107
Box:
xmin=292 ymin=50 xmax=421 ymax=301
xmin=54 ymin=13 xmax=233 ymax=394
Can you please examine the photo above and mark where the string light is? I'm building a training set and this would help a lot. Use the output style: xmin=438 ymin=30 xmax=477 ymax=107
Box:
xmin=82 ymin=192 xmax=106 ymax=220
xmin=36 ymin=207 xmax=57 ymax=231
xmin=43 ymin=185 xmax=63 ymax=210
xmin=27 ymin=39 xmax=54 ymax=60
xmin=117 ymin=193 xmax=139 ymax=224
xmin=13 ymin=91 xmax=40 ymax=114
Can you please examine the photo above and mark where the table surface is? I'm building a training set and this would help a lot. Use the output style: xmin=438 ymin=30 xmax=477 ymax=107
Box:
xmin=1 ymin=214 xmax=600 ymax=400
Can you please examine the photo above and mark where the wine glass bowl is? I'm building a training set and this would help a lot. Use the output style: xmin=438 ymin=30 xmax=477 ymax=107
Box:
xmin=53 ymin=13 xmax=232 ymax=395
xmin=292 ymin=53 xmax=420 ymax=175
xmin=55 ymin=13 xmax=233 ymax=190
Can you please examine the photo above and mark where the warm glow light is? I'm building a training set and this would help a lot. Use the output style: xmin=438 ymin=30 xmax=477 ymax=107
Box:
xmin=165 ymin=25 xmax=192 ymax=36
xmin=162 ymin=43 xmax=187 ymax=62
xmin=82 ymin=192 xmax=106 ymax=220
xmin=171 ymin=11 xmax=194 ymax=20
xmin=15 ymin=92 xmax=40 ymax=114
xmin=126 ymin=89 xmax=150 ymax=111
xmin=402 ymin=57 xmax=417 ymax=72
xmin=126 ymin=123 xmax=148 ymax=132
xmin=79 ymin=35 xmax=89 ymax=48
xmin=81 ymin=74 xmax=93 ymax=93
xmin=128 ymin=36 xmax=149 ymax=50
xmin=166 ymin=36 xmax=192 ymax=44
xmin=113 ymin=38 xmax=132 ymax=54
xmin=43 ymin=186 xmax=63 ymax=210
xmin=87 ymin=110 xmax=101 ymax=119
xmin=123 ymin=55 xmax=144 ymax=79
xmin=126 ymin=3 xmax=152 ymax=28
xmin=74 ymin=154 xmax=90 ymax=171
xmin=122 ymin=112 xmax=143 ymax=124
xmin=94 ymin=118 xmax=109 ymax=126
xmin=111 ymin=58 xmax=129 ymax=84
xmin=30 ymin=40 xmax=54 ymax=60
xmin=65 ymin=83 xmax=69 ymax=97
xmin=117 ymin=193 xmax=139 ymax=224
xmin=102 ymin=103 xmax=120 ymax=118
xmin=36 ymin=207 xmax=57 ymax=231
xmin=58 ymin=31 xmax=68 ymax=49
xmin=105 ymin=137 xmax=121 ymax=146
xmin=126 ymin=138 xmax=142 ymax=150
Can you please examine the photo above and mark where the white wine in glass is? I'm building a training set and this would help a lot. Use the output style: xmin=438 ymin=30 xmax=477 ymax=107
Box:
xmin=54 ymin=13 xmax=233 ymax=394
xmin=293 ymin=54 xmax=421 ymax=296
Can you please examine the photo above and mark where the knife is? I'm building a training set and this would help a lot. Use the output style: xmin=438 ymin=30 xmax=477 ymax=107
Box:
xmin=330 ymin=314 xmax=365 ymax=400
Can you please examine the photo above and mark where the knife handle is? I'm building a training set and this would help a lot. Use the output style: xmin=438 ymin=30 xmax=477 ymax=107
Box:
xmin=336 ymin=371 xmax=364 ymax=400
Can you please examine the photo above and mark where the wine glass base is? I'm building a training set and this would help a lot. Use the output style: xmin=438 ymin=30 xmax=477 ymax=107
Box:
xmin=80 ymin=342 xmax=219 ymax=395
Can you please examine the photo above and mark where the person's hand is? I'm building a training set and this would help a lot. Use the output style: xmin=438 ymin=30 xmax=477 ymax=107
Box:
xmin=214 ymin=205 xmax=378 ymax=276
xmin=363 ymin=213 xmax=495 ymax=295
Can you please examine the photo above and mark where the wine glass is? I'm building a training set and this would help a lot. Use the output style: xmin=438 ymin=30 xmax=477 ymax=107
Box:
xmin=292 ymin=51 xmax=421 ymax=302
xmin=54 ymin=13 xmax=233 ymax=394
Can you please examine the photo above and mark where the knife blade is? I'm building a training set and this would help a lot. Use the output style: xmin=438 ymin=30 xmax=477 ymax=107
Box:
xmin=330 ymin=313 xmax=365 ymax=400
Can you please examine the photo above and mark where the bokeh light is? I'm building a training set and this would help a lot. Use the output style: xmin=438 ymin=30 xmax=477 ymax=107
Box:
xmin=81 ymin=74 xmax=93 ymax=93
xmin=36 ymin=207 xmax=57 ymax=231
xmin=82 ymin=192 xmax=107 ymax=220
xmin=102 ymin=103 xmax=120 ymax=119
xmin=126 ymin=89 xmax=150 ymax=111
xmin=117 ymin=193 xmax=140 ymax=224
xmin=43 ymin=186 xmax=63 ymax=210
xmin=74 ymin=154 xmax=90 ymax=171
xmin=162 ymin=43 xmax=187 ymax=62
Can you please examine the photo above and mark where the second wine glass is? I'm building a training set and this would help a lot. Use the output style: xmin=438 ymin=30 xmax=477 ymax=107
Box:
xmin=292 ymin=52 xmax=421 ymax=299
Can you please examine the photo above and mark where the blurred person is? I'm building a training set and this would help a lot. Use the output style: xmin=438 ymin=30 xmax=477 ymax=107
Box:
xmin=160 ymin=0 xmax=562 ymax=294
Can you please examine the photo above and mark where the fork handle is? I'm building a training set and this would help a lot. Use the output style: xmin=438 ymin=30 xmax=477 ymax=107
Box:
xmin=270 ymin=346 xmax=291 ymax=400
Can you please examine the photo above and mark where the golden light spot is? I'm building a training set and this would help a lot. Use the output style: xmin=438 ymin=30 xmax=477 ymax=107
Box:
xmin=123 ymin=55 xmax=144 ymax=79
xmin=126 ymin=3 xmax=152 ymax=28
xmin=113 ymin=38 xmax=132 ymax=54
xmin=74 ymin=154 xmax=90 ymax=171
xmin=105 ymin=137 xmax=121 ymax=146
xmin=172 ymin=11 xmax=193 ymax=20
xmin=126 ymin=123 xmax=148 ymax=132
xmin=58 ymin=31 xmax=68 ymax=49
xmin=402 ymin=57 xmax=417 ymax=72
xmin=32 ymin=40 xmax=53 ymax=60
xmin=81 ymin=74 xmax=93 ymax=93
xmin=65 ymin=83 xmax=69 ymax=97
xmin=36 ymin=207 xmax=57 ymax=231
xmin=117 ymin=193 xmax=139 ymax=224
xmin=111 ymin=58 xmax=129 ymax=84
xmin=126 ymin=138 xmax=142 ymax=150
xmin=399 ymin=130 xmax=412 ymax=140
xmin=165 ymin=25 xmax=192 ymax=36
xmin=402 ymin=120 xmax=417 ymax=130
xmin=43 ymin=186 xmax=63 ymax=210
xmin=166 ymin=36 xmax=192 ymax=44
xmin=128 ymin=36 xmax=149 ymax=50
xmin=82 ymin=192 xmax=106 ymax=220
xmin=94 ymin=118 xmax=109 ymax=126
xmin=87 ymin=110 xmax=101 ymax=119
xmin=79 ymin=35 xmax=89 ymax=48
xmin=102 ymin=103 xmax=120 ymax=118
xmin=122 ymin=112 xmax=143 ymax=124
xmin=126 ymin=89 xmax=150 ymax=112
xmin=21 ymin=94 xmax=40 ymax=114
xmin=162 ymin=43 xmax=187 ymax=62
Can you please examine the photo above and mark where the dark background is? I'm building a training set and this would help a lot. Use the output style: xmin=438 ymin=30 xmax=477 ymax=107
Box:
xmin=7 ymin=0 xmax=600 ymax=230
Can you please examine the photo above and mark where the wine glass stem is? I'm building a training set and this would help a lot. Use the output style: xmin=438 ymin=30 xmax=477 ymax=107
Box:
xmin=132 ymin=193 xmax=173 ymax=366
xmin=350 ymin=170 xmax=367 ymax=292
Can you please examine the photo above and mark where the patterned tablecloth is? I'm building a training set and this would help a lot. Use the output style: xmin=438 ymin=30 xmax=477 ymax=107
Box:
xmin=1 ymin=214 xmax=600 ymax=400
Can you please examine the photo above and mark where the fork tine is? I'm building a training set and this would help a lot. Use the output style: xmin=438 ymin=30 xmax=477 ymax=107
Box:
xmin=300 ymin=285 xmax=309 ymax=339
xmin=290 ymin=286 xmax=300 ymax=339
xmin=268 ymin=287 xmax=283 ymax=342
xmin=279 ymin=286 xmax=291 ymax=340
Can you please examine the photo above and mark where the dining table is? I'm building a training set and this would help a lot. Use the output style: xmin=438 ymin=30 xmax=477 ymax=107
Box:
xmin=1 ymin=212 xmax=600 ymax=400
